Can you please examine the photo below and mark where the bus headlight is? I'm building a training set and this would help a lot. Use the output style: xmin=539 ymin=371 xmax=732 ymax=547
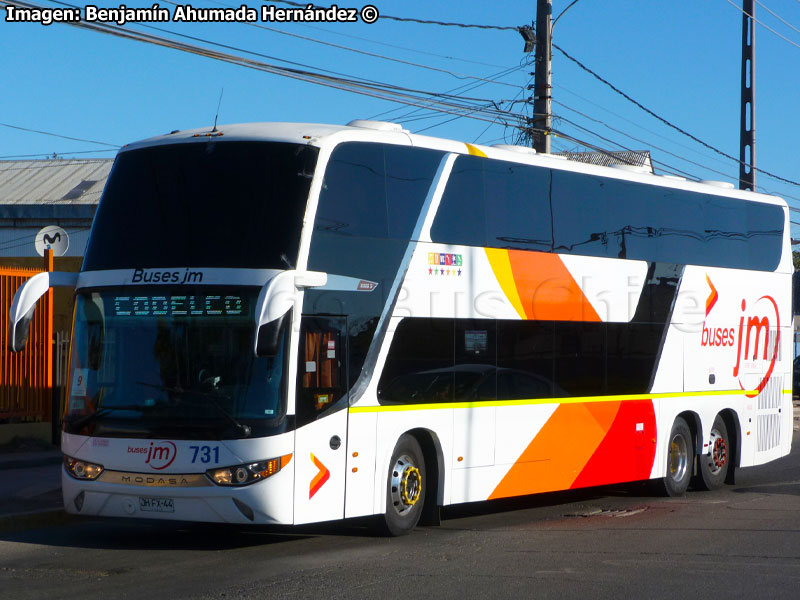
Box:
xmin=207 ymin=454 xmax=292 ymax=486
xmin=64 ymin=456 xmax=104 ymax=480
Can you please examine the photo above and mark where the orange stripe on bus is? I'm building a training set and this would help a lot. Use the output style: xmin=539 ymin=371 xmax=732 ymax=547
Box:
xmin=489 ymin=399 xmax=657 ymax=499
xmin=485 ymin=249 xmax=601 ymax=322
xmin=483 ymin=248 xmax=527 ymax=319
xmin=489 ymin=402 xmax=618 ymax=499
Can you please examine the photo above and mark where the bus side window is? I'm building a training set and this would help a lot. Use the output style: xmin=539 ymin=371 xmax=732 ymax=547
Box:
xmin=297 ymin=317 xmax=347 ymax=426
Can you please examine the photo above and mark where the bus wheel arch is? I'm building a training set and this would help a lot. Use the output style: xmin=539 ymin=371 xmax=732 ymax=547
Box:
xmin=679 ymin=410 xmax=702 ymax=459
xmin=407 ymin=428 xmax=444 ymax=526
xmin=381 ymin=429 xmax=443 ymax=536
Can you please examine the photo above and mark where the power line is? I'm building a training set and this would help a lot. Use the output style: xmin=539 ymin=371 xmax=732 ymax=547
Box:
xmin=553 ymin=100 xmax=743 ymax=182
xmin=0 ymin=149 xmax=117 ymax=159
xmin=273 ymin=1 xmax=522 ymax=31
xmin=284 ymin=21 xmax=512 ymax=70
xmin=553 ymin=42 xmax=800 ymax=188
xmin=755 ymin=0 xmax=800 ymax=36
xmin=475 ymin=66 xmax=532 ymax=145
xmin=6 ymin=0 xmax=527 ymax=130
xmin=371 ymin=60 xmax=529 ymax=130
xmin=374 ymin=13 xmax=519 ymax=32
xmin=0 ymin=122 xmax=120 ymax=148
xmin=274 ymin=1 xmax=800 ymax=190
xmin=723 ymin=0 xmax=800 ymax=50
xmin=552 ymin=116 xmax=703 ymax=180
xmin=44 ymin=0 xmax=416 ymax=91
xmin=42 ymin=0 xmax=522 ymax=121
xmin=14 ymin=0 xmax=796 ymax=207
xmin=554 ymin=83 xmax=739 ymax=172
xmin=163 ymin=0 xmax=524 ymax=90
xmin=551 ymin=105 xmax=759 ymax=183
xmin=370 ymin=61 xmax=529 ymax=119
xmin=0 ymin=159 xmax=110 ymax=172
xmin=0 ymin=227 xmax=90 ymax=253
xmin=549 ymin=128 xmax=655 ymax=170
xmin=554 ymin=110 xmax=800 ymax=210
xmin=351 ymin=57 xmax=525 ymax=137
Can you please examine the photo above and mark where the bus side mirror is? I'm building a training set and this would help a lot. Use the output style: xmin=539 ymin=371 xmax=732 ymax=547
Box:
xmin=253 ymin=270 xmax=328 ymax=356
xmin=256 ymin=311 xmax=288 ymax=357
xmin=8 ymin=271 xmax=78 ymax=352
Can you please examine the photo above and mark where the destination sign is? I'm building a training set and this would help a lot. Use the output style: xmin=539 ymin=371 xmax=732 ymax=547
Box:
xmin=112 ymin=294 xmax=249 ymax=318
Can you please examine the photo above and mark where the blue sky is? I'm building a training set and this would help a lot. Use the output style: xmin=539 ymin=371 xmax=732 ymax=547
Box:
xmin=3 ymin=0 xmax=800 ymax=235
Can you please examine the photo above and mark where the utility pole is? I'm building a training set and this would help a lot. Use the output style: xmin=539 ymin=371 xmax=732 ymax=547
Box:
xmin=739 ymin=0 xmax=756 ymax=191
xmin=532 ymin=0 xmax=552 ymax=153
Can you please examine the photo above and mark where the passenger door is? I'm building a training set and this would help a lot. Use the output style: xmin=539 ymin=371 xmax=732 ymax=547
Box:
xmin=293 ymin=316 xmax=349 ymax=524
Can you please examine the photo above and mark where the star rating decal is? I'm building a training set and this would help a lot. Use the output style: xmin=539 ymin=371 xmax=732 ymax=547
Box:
xmin=426 ymin=252 xmax=464 ymax=276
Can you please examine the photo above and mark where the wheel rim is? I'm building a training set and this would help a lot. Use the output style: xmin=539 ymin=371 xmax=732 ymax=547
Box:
xmin=668 ymin=432 xmax=689 ymax=482
xmin=390 ymin=454 xmax=422 ymax=516
xmin=705 ymin=427 xmax=728 ymax=475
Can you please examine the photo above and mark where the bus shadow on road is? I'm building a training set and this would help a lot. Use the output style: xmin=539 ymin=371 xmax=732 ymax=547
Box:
xmin=438 ymin=480 xmax=655 ymax=526
xmin=0 ymin=517 xmax=313 ymax=550
xmin=0 ymin=480 xmax=677 ymax=548
xmin=0 ymin=513 xmax=391 ymax=550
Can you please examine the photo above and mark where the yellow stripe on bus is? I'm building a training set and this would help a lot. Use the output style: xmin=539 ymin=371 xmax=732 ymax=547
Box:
xmin=465 ymin=143 xmax=487 ymax=157
xmin=484 ymin=248 xmax=527 ymax=319
xmin=349 ymin=388 xmax=788 ymax=413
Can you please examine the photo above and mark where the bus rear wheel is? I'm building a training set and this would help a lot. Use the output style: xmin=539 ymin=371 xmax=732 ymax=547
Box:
xmin=694 ymin=416 xmax=729 ymax=491
xmin=658 ymin=417 xmax=693 ymax=497
xmin=382 ymin=435 xmax=426 ymax=536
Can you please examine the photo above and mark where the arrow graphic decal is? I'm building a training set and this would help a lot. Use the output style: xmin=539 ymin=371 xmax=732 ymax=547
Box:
xmin=705 ymin=274 xmax=718 ymax=317
xmin=309 ymin=453 xmax=330 ymax=499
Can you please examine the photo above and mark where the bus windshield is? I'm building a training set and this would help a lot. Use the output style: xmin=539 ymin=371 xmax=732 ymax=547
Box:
xmin=82 ymin=141 xmax=318 ymax=271
xmin=64 ymin=288 xmax=288 ymax=440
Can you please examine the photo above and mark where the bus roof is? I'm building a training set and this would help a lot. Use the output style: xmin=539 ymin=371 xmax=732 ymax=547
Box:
xmin=119 ymin=120 xmax=787 ymax=209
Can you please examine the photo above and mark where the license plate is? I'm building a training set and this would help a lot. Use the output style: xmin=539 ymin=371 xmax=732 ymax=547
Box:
xmin=139 ymin=497 xmax=174 ymax=513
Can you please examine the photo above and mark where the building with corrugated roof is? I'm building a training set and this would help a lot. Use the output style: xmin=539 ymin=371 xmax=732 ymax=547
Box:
xmin=555 ymin=150 xmax=653 ymax=172
xmin=0 ymin=158 xmax=113 ymax=335
xmin=0 ymin=158 xmax=112 ymax=261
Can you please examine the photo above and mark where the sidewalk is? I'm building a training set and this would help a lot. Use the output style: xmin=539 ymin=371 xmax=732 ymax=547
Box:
xmin=0 ymin=438 xmax=63 ymax=523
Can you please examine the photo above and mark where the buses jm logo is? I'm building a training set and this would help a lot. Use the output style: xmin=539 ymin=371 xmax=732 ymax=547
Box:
xmin=127 ymin=441 xmax=177 ymax=470
xmin=733 ymin=295 xmax=780 ymax=397
xmin=701 ymin=275 xmax=780 ymax=398
xmin=144 ymin=441 xmax=177 ymax=470
xmin=309 ymin=453 xmax=330 ymax=499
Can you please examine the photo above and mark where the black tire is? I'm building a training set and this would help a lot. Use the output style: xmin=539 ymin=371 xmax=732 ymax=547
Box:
xmin=694 ymin=416 xmax=729 ymax=491
xmin=382 ymin=435 xmax=426 ymax=536
xmin=658 ymin=417 xmax=693 ymax=497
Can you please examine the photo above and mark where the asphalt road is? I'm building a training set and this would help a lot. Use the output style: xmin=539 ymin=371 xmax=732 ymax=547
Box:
xmin=1 ymin=432 xmax=799 ymax=600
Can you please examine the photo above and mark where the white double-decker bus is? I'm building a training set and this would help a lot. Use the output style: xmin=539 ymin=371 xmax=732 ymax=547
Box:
xmin=10 ymin=119 xmax=792 ymax=535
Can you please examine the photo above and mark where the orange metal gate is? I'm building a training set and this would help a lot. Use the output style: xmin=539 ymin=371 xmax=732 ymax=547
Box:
xmin=0 ymin=258 xmax=53 ymax=421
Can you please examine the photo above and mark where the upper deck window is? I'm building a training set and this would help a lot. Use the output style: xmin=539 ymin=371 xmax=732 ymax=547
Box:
xmin=431 ymin=154 xmax=784 ymax=271
xmin=430 ymin=154 xmax=553 ymax=252
xmin=83 ymin=141 xmax=318 ymax=271
xmin=313 ymin=142 xmax=445 ymax=241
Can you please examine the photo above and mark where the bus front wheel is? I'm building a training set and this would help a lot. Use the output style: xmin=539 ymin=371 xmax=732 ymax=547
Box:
xmin=659 ymin=417 xmax=693 ymax=497
xmin=382 ymin=435 xmax=426 ymax=536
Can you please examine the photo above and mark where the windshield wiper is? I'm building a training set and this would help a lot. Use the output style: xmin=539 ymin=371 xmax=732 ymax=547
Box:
xmin=136 ymin=381 xmax=251 ymax=438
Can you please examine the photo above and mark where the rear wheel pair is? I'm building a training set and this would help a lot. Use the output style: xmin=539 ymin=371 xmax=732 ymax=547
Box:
xmin=660 ymin=415 xmax=729 ymax=496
